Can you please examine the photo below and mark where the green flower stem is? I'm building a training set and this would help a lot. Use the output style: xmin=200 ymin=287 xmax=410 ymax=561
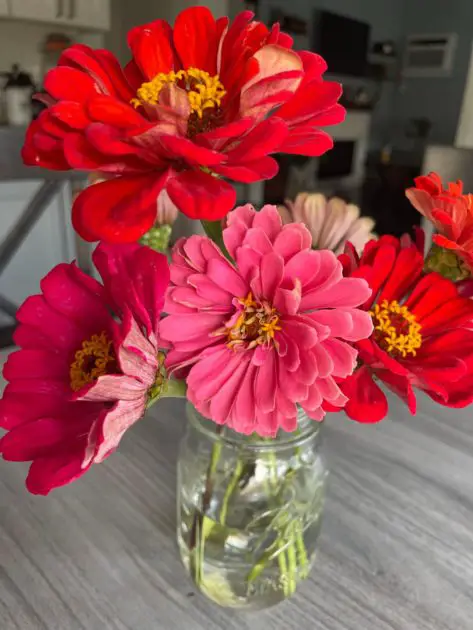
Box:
xmin=189 ymin=428 xmax=223 ymax=585
xmin=286 ymin=523 xmax=298 ymax=595
xmin=296 ymin=523 xmax=309 ymax=579
xmin=277 ymin=545 xmax=290 ymax=598
xmin=146 ymin=378 xmax=187 ymax=408
xmin=160 ymin=378 xmax=188 ymax=398
xmin=246 ymin=444 xmax=309 ymax=597
xmin=220 ymin=458 xmax=244 ymax=526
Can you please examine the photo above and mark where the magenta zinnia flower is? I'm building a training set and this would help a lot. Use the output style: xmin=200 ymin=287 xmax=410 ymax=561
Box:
xmin=0 ymin=243 xmax=169 ymax=494
xmin=161 ymin=204 xmax=373 ymax=435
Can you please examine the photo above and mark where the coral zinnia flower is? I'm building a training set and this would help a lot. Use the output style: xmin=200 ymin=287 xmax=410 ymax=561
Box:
xmin=279 ymin=192 xmax=376 ymax=254
xmin=22 ymin=7 xmax=344 ymax=243
xmin=0 ymin=244 xmax=169 ymax=494
xmin=160 ymin=205 xmax=372 ymax=436
xmin=337 ymin=235 xmax=473 ymax=422
xmin=406 ymin=171 xmax=473 ymax=272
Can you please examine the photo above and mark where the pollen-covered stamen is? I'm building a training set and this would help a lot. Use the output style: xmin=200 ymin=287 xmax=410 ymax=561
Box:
xmin=370 ymin=299 xmax=422 ymax=358
xmin=219 ymin=292 xmax=282 ymax=350
xmin=70 ymin=331 xmax=117 ymax=391
xmin=131 ymin=67 xmax=226 ymax=120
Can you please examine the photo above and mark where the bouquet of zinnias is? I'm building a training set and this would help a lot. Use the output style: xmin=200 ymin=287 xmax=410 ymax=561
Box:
xmin=3 ymin=7 xmax=473 ymax=610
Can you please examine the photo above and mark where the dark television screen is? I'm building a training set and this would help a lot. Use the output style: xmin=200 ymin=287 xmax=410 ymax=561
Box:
xmin=313 ymin=11 xmax=370 ymax=77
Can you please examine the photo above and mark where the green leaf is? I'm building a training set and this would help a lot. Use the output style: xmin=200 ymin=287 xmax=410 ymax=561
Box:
xmin=201 ymin=220 xmax=233 ymax=262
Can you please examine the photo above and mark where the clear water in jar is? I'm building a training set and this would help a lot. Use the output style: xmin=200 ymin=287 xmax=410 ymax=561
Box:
xmin=177 ymin=449 xmax=327 ymax=610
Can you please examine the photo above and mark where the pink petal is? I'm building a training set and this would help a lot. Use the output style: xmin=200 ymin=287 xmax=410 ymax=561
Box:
xmin=188 ymin=275 xmax=234 ymax=307
xmin=207 ymin=258 xmax=248 ymax=297
xmin=77 ymin=374 xmax=146 ymax=402
xmin=312 ymin=344 xmax=334 ymax=378
xmin=160 ymin=313 xmax=222 ymax=342
xmin=301 ymin=277 xmax=372 ymax=310
xmin=255 ymin=349 xmax=277 ymax=413
xmin=95 ymin=397 xmax=146 ymax=462
xmin=260 ymin=252 xmax=284 ymax=301
xmin=321 ymin=339 xmax=357 ymax=378
xmin=273 ymin=224 xmax=312 ymax=261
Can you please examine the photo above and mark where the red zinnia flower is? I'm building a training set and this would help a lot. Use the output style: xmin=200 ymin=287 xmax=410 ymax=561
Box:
xmin=22 ymin=7 xmax=345 ymax=243
xmin=337 ymin=235 xmax=473 ymax=422
xmin=0 ymin=243 xmax=169 ymax=494
xmin=406 ymin=171 xmax=473 ymax=271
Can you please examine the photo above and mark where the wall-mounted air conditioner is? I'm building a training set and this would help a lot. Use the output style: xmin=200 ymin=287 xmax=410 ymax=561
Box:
xmin=403 ymin=33 xmax=457 ymax=78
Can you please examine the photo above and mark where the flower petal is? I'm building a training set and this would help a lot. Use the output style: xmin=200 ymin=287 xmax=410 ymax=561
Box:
xmin=167 ymin=170 xmax=236 ymax=220
xmin=72 ymin=173 xmax=167 ymax=243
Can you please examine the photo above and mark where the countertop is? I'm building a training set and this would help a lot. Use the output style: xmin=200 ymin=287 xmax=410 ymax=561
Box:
xmin=0 ymin=125 xmax=86 ymax=181
xmin=1 ymin=350 xmax=473 ymax=629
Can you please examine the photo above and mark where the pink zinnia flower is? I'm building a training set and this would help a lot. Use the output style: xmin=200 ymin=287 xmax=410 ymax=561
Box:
xmin=161 ymin=204 xmax=373 ymax=435
xmin=0 ymin=243 xmax=169 ymax=494
xmin=279 ymin=193 xmax=376 ymax=254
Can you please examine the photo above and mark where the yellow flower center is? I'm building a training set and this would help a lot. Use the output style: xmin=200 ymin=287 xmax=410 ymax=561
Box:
xmin=370 ymin=299 xmax=422 ymax=358
xmin=70 ymin=331 xmax=117 ymax=392
xmin=131 ymin=67 xmax=226 ymax=120
xmin=223 ymin=292 xmax=282 ymax=350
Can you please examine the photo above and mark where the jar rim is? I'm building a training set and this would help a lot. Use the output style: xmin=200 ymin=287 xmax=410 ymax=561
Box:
xmin=186 ymin=403 xmax=322 ymax=452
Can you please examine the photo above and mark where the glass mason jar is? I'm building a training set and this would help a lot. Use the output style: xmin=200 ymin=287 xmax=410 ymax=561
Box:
xmin=177 ymin=404 xmax=328 ymax=610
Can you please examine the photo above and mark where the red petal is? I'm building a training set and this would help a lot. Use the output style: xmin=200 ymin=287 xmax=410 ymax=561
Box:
xmin=419 ymin=297 xmax=473 ymax=335
xmin=87 ymin=95 xmax=145 ymax=128
xmin=128 ymin=20 xmax=174 ymax=80
xmin=378 ymin=246 xmax=423 ymax=303
xmin=195 ymin=118 xmax=254 ymax=145
xmin=278 ymin=128 xmax=334 ymax=156
xmin=376 ymin=369 xmax=416 ymax=414
xmin=406 ymin=273 xmax=457 ymax=319
xmin=50 ymin=102 xmax=89 ymax=129
xmin=94 ymin=49 xmax=135 ymax=101
xmin=72 ymin=173 xmax=168 ymax=243
xmin=167 ymin=170 xmax=236 ymax=220
xmin=278 ymin=81 xmax=343 ymax=124
xmin=225 ymin=117 xmax=288 ymax=163
xmin=59 ymin=44 xmax=117 ymax=95
xmin=26 ymin=452 xmax=90 ymax=495
xmin=44 ymin=66 xmax=99 ymax=101
xmin=173 ymin=6 xmax=217 ymax=73
xmin=64 ymin=133 xmax=108 ymax=169
xmin=213 ymin=157 xmax=279 ymax=183
xmin=158 ymin=135 xmax=225 ymax=166
xmin=124 ymin=60 xmax=144 ymax=91
xmin=414 ymin=172 xmax=443 ymax=195
xmin=342 ymin=367 xmax=388 ymax=423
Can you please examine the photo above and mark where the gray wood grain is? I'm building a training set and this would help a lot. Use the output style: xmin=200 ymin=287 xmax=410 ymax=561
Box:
xmin=1 ymin=352 xmax=473 ymax=629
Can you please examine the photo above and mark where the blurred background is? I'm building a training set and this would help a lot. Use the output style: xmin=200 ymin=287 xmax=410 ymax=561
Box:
xmin=1 ymin=0 xmax=473 ymax=347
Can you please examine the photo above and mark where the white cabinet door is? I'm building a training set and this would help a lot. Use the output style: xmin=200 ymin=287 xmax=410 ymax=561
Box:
xmin=9 ymin=0 xmax=59 ymax=21
xmin=0 ymin=181 xmax=76 ymax=314
xmin=0 ymin=0 xmax=9 ymax=17
xmin=70 ymin=0 xmax=110 ymax=30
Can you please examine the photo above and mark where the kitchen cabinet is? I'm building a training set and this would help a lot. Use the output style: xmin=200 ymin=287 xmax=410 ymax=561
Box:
xmin=0 ymin=0 xmax=9 ymax=17
xmin=9 ymin=0 xmax=58 ymax=22
xmin=7 ymin=0 xmax=110 ymax=30
xmin=0 ymin=181 xmax=77 ymax=314
xmin=68 ymin=0 xmax=111 ymax=30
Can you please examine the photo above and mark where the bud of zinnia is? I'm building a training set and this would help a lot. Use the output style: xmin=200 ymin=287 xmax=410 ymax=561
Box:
xmin=424 ymin=243 xmax=470 ymax=282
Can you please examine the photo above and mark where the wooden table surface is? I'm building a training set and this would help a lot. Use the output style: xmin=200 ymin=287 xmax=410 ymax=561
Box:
xmin=1 ymin=354 xmax=473 ymax=629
